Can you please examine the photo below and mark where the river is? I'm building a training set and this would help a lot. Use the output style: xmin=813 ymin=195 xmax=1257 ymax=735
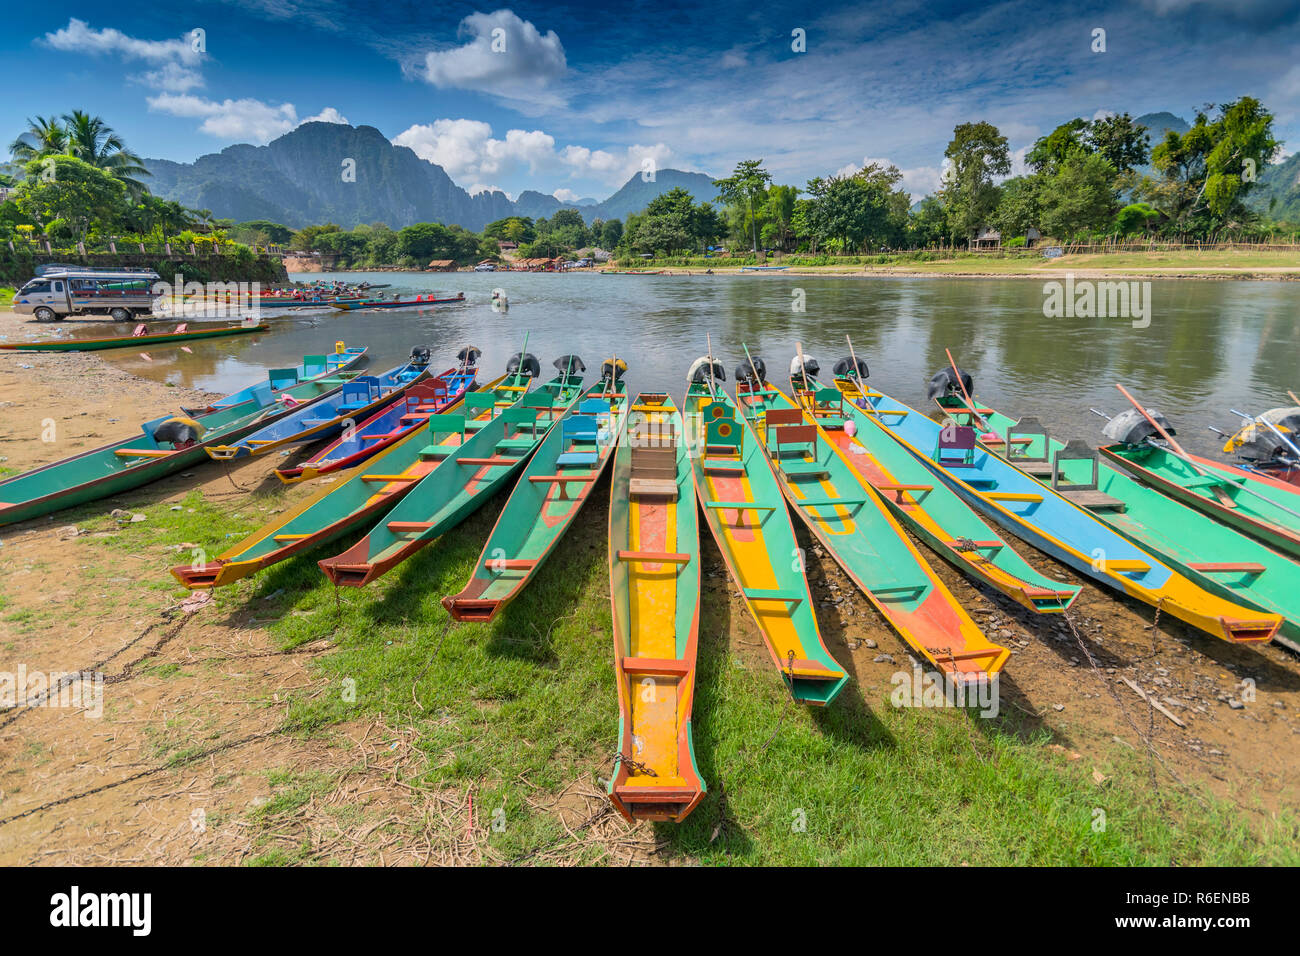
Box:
xmin=102 ymin=270 xmax=1300 ymax=457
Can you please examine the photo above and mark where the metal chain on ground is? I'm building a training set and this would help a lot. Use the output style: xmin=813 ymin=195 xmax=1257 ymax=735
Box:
xmin=1061 ymin=600 xmax=1190 ymax=792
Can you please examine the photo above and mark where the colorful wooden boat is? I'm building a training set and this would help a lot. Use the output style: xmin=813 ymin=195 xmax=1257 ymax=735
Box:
xmin=954 ymin=397 xmax=1300 ymax=653
xmin=329 ymin=293 xmax=466 ymax=311
xmin=733 ymin=361 xmax=1009 ymax=682
xmin=684 ymin=358 xmax=848 ymax=705
xmin=276 ymin=359 xmax=480 ymax=483
xmin=172 ymin=376 xmax=521 ymax=589
xmin=0 ymin=321 xmax=269 ymax=352
xmin=322 ymin=359 xmax=588 ymax=588
xmin=607 ymin=392 xmax=705 ymax=823
xmin=813 ymin=359 xmax=1079 ymax=614
xmin=0 ymin=363 xmax=361 ymax=528
xmin=1100 ymin=442 xmax=1300 ymax=559
xmin=440 ymin=366 xmax=627 ymax=620
xmin=835 ymin=377 xmax=1281 ymax=644
xmin=204 ymin=353 xmax=445 ymax=461
xmin=181 ymin=345 xmax=369 ymax=416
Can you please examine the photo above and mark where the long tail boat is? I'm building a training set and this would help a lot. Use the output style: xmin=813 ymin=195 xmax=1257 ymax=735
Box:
xmin=0 ymin=321 xmax=269 ymax=352
xmin=321 ymin=351 xmax=585 ymax=587
xmin=1096 ymin=389 xmax=1300 ymax=558
xmin=181 ymin=345 xmax=369 ymax=417
xmin=835 ymin=375 xmax=1280 ymax=645
xmin=172 ymin=372 xmax=519 ymax=589
xmin=733 ymin=350 xmax=1009 ymax=683
xmin=441 ymin=358 xmax=627 ymax=621
xmin=949 ymin=395 xmax=1300 ymax=653
xmin=820 ymin=351 xmax=1079 ymax=614
xmin=0 ymin=357 xmax=364 ymax=528
xmin=330 ymin=293 xmax=466 ymax=311
xmin=607 ymin=392 xmax=705 ymax=823
xmin=205 ymin=351 xmax=446 ymax=461
xmin=275 ymin=353 xmax=480 ymax=483
xmin=685 ymin=354 xmax=848 ymax=705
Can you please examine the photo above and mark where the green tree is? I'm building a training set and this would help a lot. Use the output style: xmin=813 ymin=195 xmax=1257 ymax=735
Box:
xmin=1027 ymin=118 xmax=1090 ymax=174
xmin=760 ymin=184 xmax=799 ymax=250
xmin=1115 ymin=202 xmax=1160 ymax=236
xmin=599 ymin=218 xmax=623 ymax=248
xmin=991 ymin=176 xmax=1042 ymax=238
xmin=60 ymin=110 xmax=150 ymax=196
xmin=8 ymin=115 xmax=69 ymax=163
xmin=1086 ymin=113 xmax=1150 ymax=174
xmin=941 ymin=121 xmax=1011 ymax=243
xmin=713 ymin=159 xmax=772 ymax=253
xmin=907 ymin=196 xmax=950 ymax=248
xmin=1038 ymin=153 xmax=1119 ymax=239
xmin=13 ymin=155 xmax=128 ymax=242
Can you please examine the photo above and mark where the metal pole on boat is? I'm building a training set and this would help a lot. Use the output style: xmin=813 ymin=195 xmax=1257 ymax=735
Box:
xmin=1229 ymin=408 xmax=1300 ymax=462
xmin=794 ymin=340 xmax=813 ymax=414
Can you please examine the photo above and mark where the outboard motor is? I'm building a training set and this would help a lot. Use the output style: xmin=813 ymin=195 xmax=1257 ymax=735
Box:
xmin=790 ymin=355 xmax=820 ymax=389
xmin=506 ymin=351 xmax=541 ymax=378
xmin=926 ymin=366 xmax=973 ymax=402
xmin=153 ymin=416 xmax=204 ymax=449
xmin=833 ymin=356 xmax=869 ymax=380
xmin=601 ymin=357 xmax=628 ymax=382
xmin=1103 ymin=408 xmax=1175 ymax=446
xmin=553 ymin=354 xmax=586 ymax=376
xmin=456 ymin=345 xmax=481 ymax=368
xmin=687 ymin=357 xmax=726 ymax=385
xmin=409 ymin=346 xmax=432 ymax=367
xmin=1224 ymin=407 xmax=1300 ymax=462
xmin=735 ymin=356 xmax=767 ymax=386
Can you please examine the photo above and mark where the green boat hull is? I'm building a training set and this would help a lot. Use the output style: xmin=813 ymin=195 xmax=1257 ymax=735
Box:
xmin=965 ymin=401 xmax=1300 ymax=651
xmin=0 ymin=368 xmax=362 ymax=527
xmin=317 ymin=374 xmax=576 ymax=586
xmin=442 ymin=377 xmax=626 ymax=621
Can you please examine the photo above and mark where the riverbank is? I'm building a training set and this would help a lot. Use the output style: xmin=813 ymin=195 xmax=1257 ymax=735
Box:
xmin=1 ymin=328 xmax=1298 ymax=865
xmin=632 ymin=248 xmax=1300 ymax=280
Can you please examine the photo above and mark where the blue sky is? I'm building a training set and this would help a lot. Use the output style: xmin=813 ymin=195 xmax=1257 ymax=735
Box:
xmin=5 ymin=0 xmax=1299 ymax=202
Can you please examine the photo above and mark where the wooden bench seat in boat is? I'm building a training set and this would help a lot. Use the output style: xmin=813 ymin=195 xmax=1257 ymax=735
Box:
xmin=1049 ymin=437 xmax=1127 ymax=512
xmin=629 ymin=428 xmax=679 ymax=499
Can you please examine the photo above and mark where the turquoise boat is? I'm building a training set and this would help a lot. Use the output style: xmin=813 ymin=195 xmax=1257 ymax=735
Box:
xmin=834 ymin=378 xmax=1281 ymax=645
xmin=943 ymin=395 xmax=1300 ymax=653
xmin=320 ymin=365 xmax=586 ymax=587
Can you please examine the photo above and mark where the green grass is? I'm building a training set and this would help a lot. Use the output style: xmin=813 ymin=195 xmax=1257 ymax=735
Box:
xmin=134 ymin=473 xmax=1296 ymax=866
xmin=0 ymin=287 xmax=14 ymax=308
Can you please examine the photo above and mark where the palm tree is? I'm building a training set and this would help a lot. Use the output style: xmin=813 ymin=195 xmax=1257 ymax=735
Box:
xmin=62 ymin=110 xmax=151 ymax=197
xmin=8 ymin=115 xmax=69 ymax=163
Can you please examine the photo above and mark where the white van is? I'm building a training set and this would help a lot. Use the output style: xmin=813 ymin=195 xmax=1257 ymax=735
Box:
xmin=12 ymin=267 xmax=160 ymax=322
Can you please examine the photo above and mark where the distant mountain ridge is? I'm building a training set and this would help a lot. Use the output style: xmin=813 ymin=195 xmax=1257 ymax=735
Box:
xmin=144 ymin=122 xmax=718 ymax=231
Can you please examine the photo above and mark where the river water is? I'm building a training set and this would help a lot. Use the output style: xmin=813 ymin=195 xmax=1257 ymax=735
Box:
xmin=100 ymin=270 xmax=1300 ymax=458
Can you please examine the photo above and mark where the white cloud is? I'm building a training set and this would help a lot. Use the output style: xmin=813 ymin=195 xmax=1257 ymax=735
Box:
xmin=552 ymin=188 xmax=582 ymax=202
xmin=134 ymin=62 xmax=204 ymax=93
xmin=414 ymin=9 xmax=566 ymax=104
xmin=301 ymin=107 xmax=350 ymax=125
xmin=43 ymin=18 xmax=203 ymax=66
xmin=835 ymin=156 xmax=945 ymax=199
xmin=560 ymin=143 xmax=674 ymax=184
xmin=147 ymin=93 xmax=298 ymax=143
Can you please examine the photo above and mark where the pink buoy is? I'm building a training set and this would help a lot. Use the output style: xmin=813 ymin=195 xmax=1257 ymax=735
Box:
xmin=844 ymin=419 xmax=857 ymax=438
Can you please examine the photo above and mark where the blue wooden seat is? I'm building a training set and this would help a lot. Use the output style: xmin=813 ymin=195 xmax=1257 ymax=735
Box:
xmin=556 ymin=416 xmax=599 ymax=466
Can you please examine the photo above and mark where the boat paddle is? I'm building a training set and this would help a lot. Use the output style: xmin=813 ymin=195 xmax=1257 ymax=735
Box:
xmin=945 ymin=348 xmax=994 ymax=433
xmin=1115 ymin=383 xmax=1237 ymax=509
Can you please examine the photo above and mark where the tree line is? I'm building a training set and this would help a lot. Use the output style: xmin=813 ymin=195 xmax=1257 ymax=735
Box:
xmin=4 ymin=96 xmax=1292 ymax=270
